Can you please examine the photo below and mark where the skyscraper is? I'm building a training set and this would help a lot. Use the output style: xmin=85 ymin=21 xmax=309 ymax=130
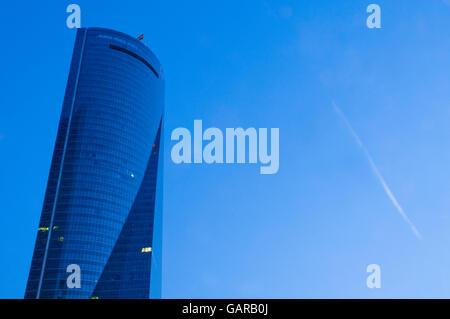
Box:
xmin=25 ymin=27 xmax=164 ymax=299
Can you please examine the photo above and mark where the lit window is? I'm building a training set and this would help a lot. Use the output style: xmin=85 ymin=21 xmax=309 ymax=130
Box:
xmin=53 ymin=225 xmax=59 ymax=230
xmin=58 ymin=236 xmax=64 ymax=242
xmin=130 ymin=173 xmax=135 ymax=178
xmin=91 ymin=296 xmax=99 ymax=299
xmin=38 ymin=227 xmax=49 ymax=232
xmin=141 ymin=247 xmax=152 ymax=253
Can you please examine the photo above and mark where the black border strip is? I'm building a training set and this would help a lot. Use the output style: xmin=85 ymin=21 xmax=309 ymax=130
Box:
xmin=2 ymin=299 xmax=448 ymax=317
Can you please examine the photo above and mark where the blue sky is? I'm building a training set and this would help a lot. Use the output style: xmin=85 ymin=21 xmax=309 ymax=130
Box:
xmin=1 ymin=0 xmax=450 ymax=298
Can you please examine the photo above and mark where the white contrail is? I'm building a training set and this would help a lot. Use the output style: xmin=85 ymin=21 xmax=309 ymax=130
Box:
xmin=332 ymin=101 xmax=422 ymax=240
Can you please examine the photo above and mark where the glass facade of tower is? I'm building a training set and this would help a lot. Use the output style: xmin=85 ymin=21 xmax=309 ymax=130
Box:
xmin=24 ymin=28 xmax=164 ymax=299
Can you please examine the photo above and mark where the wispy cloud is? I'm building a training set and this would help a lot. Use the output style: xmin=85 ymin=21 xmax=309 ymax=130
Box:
xmin=332 ymin=101 xmax=422 ymax=240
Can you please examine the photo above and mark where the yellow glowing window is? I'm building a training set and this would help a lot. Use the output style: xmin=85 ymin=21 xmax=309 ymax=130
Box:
xmin=58 ymin=236 xmax=64 ymax=242
xmin=38 ymin=227 xmax=49 ymax=232
xmin=90 ymin=296 xmax=99 ymax=299
xmin=141 ymin=247 xmax=152 ymax=253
